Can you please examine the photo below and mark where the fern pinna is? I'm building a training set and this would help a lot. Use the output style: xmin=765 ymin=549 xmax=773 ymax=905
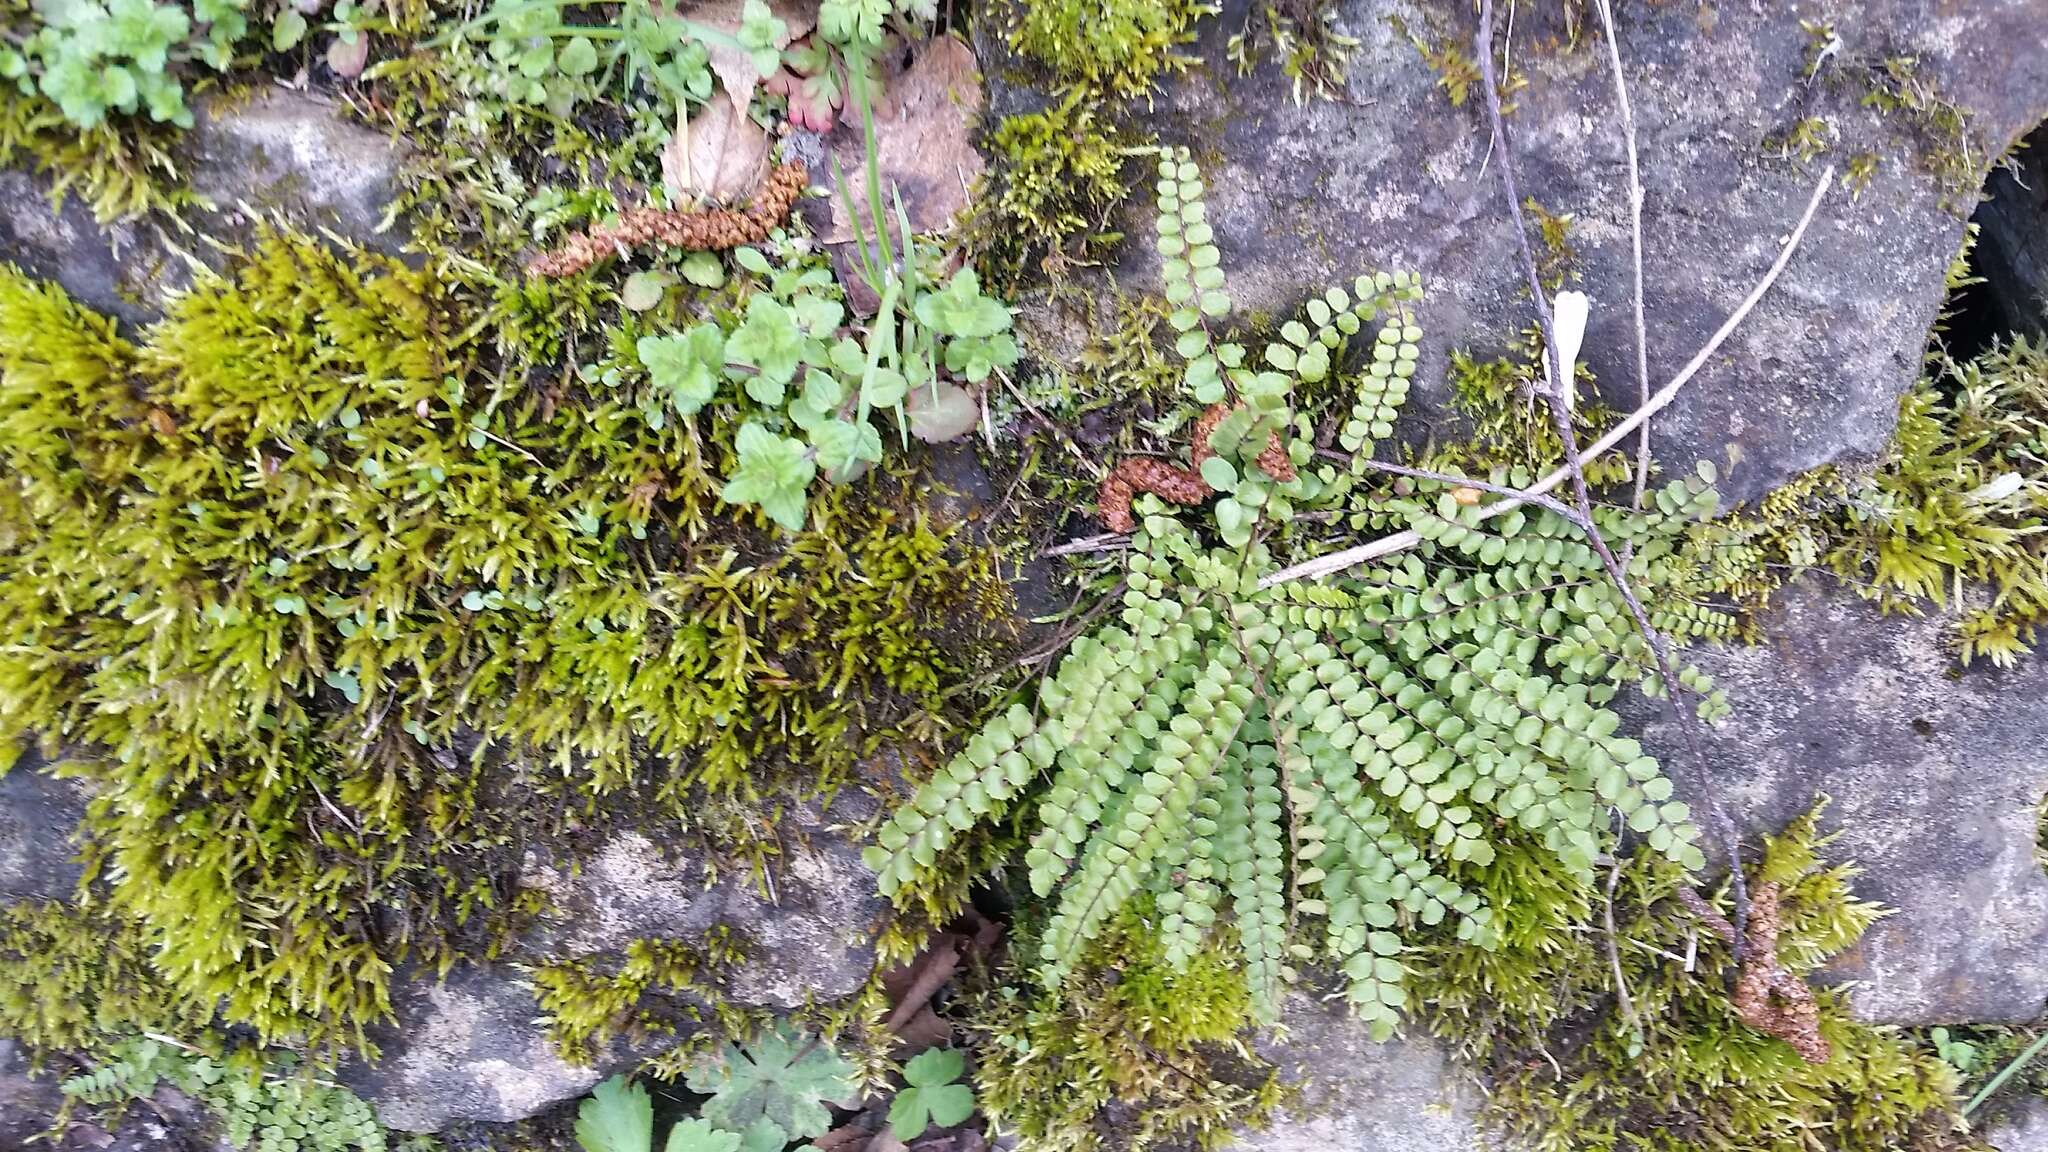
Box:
xmin=866 ymin=148 xmax=1725 ymax=1036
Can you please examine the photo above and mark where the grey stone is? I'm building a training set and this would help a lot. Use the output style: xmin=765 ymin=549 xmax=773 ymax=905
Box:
xmin=342 ymin=963 xmax=606 ymax=1134
xmin=348 ymin=801 xmax=888 ymax=1132
xmin=0 ymin=753 xmax=87 ymax=903
xmin=0 ymin=170 xmax=164 ymax=327
xmin=1642 ymin=578 xmax=2048 ymax=1024
xmin=1990 ymin=1096 xmax=2048 ymax=1152
xmin=516 ymin=814 xmax=886 ymax=1009
xmin=1234 ymin=995 xmax=1492 ymax=1152
xmin=181 ymin=87 xmax=410 ymax=259
xmin=1977 ymin=137 xmax=2048 ymax=340
xmin=0 ymin=87 xmax=407 ymax=327
xmin=997 ymin=0 xmax=2048 ymax=505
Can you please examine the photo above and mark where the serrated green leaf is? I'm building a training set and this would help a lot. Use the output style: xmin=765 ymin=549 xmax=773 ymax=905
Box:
xmin=575 ymin=1076 xmax=653 ymax=1152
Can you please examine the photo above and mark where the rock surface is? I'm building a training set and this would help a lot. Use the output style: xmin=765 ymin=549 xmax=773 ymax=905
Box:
xmin=1990 ymin=1097 xmax=2048 ymax=1152
xmin=1643 ymin=578 xmax=2048 ymax=1024
xmin=1977 ymin=132 xmax=2048 ymax=340
xmin=343 ymin=963 xmax=607 ymax=1134
xmin=0 ymin=87 xmax=406 ymax=326
xmin=996 ymin=0 xmax=2048 ymax=505
xmin=346 ymin=802 xmax=889 ymax=1132
xmin=1238 ymin=995 xmax=1492 ymax=1152
xmin=0 ymin=752 xmax=86 ymax=903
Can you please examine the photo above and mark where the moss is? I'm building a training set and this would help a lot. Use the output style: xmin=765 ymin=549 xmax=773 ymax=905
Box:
xmin=0 ymin=900 xmax=211 ymax=1062
xmin=1412 ymin=806 xmax=1974 ymax=1152
xmin=1798 ymin=21 xmax=1981 ymax=209
xmin=1522 ymin=196 xmax=1579 ymax=289
xmin=971 ymin=89 xmax=1138 ymax=290
xmin=0 ymin=62 xmax=195 ymax=223
xmin=1432 ymin=334 xmax=1633 ymax=491
xmin=528 ymin=930 xmax=754 ymax=1062
xmin=1223 ymin=2 xmax=1356 ymax=106
xmin=1685 ymin=331 xmax=2048 ymax=666
xmin=966 ymin=898 xmax=1283 ymax=1152
xmin=0 ymin=232 xmax=1014 ymax=1053
xmin=1007 ymin=0 xmax=1211 ymax=102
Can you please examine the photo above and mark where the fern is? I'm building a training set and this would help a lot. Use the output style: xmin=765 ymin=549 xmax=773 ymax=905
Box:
xmin=867 ymin=147 xmax=1734 ymax=1036
xmin=62 ymin=1037 xmax=397 ymax=1152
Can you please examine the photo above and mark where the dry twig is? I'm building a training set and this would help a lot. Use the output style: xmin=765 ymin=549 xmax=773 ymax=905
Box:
xmin=1589 ymin=0 xmax=1654 ymax=509
xmin=1258 ymin=164 xmax=1834 ymax=589
xmin=1471 ymin=0 xmax=1751 ymax=966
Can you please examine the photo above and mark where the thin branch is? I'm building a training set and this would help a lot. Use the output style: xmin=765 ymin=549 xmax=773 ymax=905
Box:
xmin=1591 ymin=0 xmax=1654 ymax=509
xmin=1260 ymin=162 xmax=1835 ymax=589
xmin=993 ymin=363 xmax=1105 ymax=480
xmin=1476 ymin=0 xmax=1746 ymax=966
xmin=1604 ymin=833 xmax=1640 ymax=1037
xmin=1042 ymin=532 xmax=1130 ymax=557
xmin=1334 ymin=453 xmax=1584 ymax=526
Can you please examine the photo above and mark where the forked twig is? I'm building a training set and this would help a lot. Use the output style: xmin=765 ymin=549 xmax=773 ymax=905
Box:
xmin=1590 ymin=0 xmax=1654 ymax=509
xmin=1259 ymin=165 xmax=1834 ymax=588
xmin=1471 ymin=0 xmax=1750 ymax=965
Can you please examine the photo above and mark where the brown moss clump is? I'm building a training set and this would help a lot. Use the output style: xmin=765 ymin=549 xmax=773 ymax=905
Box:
xmin=527 ymin=163 xmax=809 ymax=278
xmin=1097 ymin=403 xmax=1295 ymax=532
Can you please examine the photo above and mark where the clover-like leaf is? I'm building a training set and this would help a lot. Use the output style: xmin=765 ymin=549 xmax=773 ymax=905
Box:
xmin=638 ymin=323 xmax=726 ymax=416
xmin=684 ymin=1023 xmax=857 ymax=1148
xmin=942 ymin=332 xmax=1018 ymax=384
xmin=720 ymin=423 xmax=816 ymax=532
xmin=887 ymin=1048 xmax=974 ymax=1141
xmin=860 ymin=364 xmax=907 ymax=411
xmin=736 ymin=0 xmax=788 ymax=77
xmin=810 ymin=417 xmax=882 ymax=483
xmin=725 ymin=295 xmax=803 ymax=403
xmin=575 ymin=1076 xmax=653 ymax=1152
xmin=913 ymin=268 xmax=1012 ymax=340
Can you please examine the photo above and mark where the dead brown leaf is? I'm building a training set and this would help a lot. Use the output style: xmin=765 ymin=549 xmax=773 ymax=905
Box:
xmin=821 ymin=33 xmax=985 ymax=245
xmin=663 ymin=95 xmax=772 ymax=206
xmin=685 ymin=0 xmax=814 ymax=116
xmin=891 ymin=1005 xmax=952 ymax=1051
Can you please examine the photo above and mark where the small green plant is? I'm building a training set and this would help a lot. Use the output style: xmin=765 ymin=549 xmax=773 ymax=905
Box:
xmin=574 ymin=1075 xmax=748 ymax=1152
xmin=0 ymin=0 xmax=273 ymax=130
xmin=887 ymin=1047 xmax=975 ymax=1140
xmin=622 ymin=240 xmax=1017 ymax=532
xmin=63 ymin=1037 xmax=404 ymax=1152
xmin=1929 ymin=1027 xmax=1982 ymax=1076
xmin=683 ymin=1021 xmax=859 ymax=1151
xmin=868 ymin=150 xmax=1733 ymax=1039
xmin=439 ymin=0 xmax=785 ymax=116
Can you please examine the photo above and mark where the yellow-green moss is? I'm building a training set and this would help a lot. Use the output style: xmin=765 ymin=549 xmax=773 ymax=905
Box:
xmin=1007 ymin=0 xmax=1211 ymax=101
xmin=1412 ymin=807 xmax=1971 ymax=1152
xmin=0 ymin=233 xmax=1013 ymax=1053
xmin=973 ymin=90 xmax=1137 ymax=289
xmin=967 ymin=899 xmax=1283 ymax=1152
xmin=0 ymin=71 xmax=194 ymax=223
xmin=528 ymin=930 xmax=753 ymax=1063
xmin=0 ymin=900 xmax=211 ymax=1062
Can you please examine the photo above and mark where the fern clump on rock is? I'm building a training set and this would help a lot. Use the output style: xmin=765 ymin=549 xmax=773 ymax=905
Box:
xmin=870 ymin=149 xmax=1728 ymax=1035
